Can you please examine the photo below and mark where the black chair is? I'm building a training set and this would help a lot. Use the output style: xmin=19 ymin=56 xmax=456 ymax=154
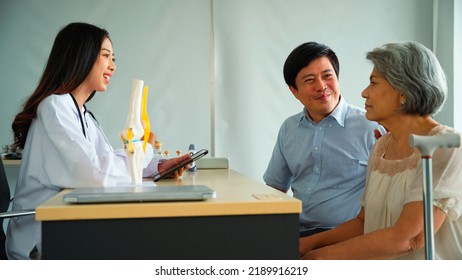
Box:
xmin=0 ymin=159 xmax=35 ymax=259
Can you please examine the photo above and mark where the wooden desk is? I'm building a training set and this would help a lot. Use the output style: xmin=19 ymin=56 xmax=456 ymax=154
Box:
xmin=37 ymin=169 xmax=301 ymax=260
xmin=1 ymin=159 xmax=21 ymax=167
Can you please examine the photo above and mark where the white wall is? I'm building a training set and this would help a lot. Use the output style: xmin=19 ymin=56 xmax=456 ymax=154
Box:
xmin=213 ymin=0 xmax=435 ymax=181
xmin=453 ymin=0 xmax=462 ymax=131
xmin=0 ymin=0 xmax=212 ymax=160
xmin=433 ymin=0 xmax=454 ymax=127
xmin=1 ymin=0 xmax=456 ymax=184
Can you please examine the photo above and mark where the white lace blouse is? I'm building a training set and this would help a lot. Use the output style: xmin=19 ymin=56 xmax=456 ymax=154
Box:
xmin=361 ymin=125 xmax=462 ymax=259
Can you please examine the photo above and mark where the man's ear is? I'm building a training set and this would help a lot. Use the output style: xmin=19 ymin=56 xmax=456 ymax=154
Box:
xmin=289 ymin=85 xmax=299 ymax=99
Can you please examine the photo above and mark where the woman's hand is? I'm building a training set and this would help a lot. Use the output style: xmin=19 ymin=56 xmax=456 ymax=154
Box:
xmin=158 ymin=154 xmax=191 ymax=179
xmin=299 ymin=236 xmax=317 ymax=258
xmin=141 ymin=132 xmax=156 ymax=146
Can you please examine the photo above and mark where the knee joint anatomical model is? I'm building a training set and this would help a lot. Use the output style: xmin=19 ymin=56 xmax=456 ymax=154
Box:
xmin=120 ymin=79 xmax=151 ymax=185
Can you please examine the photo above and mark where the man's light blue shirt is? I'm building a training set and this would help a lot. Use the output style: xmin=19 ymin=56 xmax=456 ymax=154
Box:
xmin=263 ymin=97 xmax=381 ymax=231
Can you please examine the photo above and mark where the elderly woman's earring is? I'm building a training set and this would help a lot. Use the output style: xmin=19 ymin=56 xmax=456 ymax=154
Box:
xmin=400 ymin=94 xmax=406 ymax=106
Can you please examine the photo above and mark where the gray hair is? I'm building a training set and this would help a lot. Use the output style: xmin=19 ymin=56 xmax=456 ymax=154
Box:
xmin=366 ymin=41 xmax=447 ymax=116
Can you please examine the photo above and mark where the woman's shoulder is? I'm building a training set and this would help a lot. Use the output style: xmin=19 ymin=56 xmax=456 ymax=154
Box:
xmin=431 ymin=124 xmax=462 ymax=159
xmin=37 ymin=94 xmax=75 ymax=121
xmin=429 ymin=124 xmax=460 ymax=136
xmin=374 ymin=131 xmax=392 ymax=148
xmin=38 ymin=94 xmax=73 ymax=111
xmin=369 ymin=133 xmax=389 ymax=163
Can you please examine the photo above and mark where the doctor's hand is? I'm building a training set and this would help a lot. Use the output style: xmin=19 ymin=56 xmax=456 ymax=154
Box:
xmin=141 ymin=132 xmax=156 ymax=146
xmin=158 ymin=154 xmax=191 ymax=179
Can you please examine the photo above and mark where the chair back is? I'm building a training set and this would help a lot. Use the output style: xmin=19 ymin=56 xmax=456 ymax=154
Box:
xmin=0 ymin=159 xmax=10 ymax=212
xmin=0 ymin=159 xmax=11 ymax=259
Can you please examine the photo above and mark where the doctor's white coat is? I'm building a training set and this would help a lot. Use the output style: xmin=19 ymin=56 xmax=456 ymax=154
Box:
xmin=6 ymin=93 xmax=158 ymax=259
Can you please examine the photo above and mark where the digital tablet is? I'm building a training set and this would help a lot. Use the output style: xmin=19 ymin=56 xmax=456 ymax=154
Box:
xmin=153 ymin=149 xmax=208 ymax=182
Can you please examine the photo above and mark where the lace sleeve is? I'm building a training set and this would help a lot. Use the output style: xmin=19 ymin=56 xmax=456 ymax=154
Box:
xmin=432 ymin=143 xmax=462 ymax=220
xmin=406 ymin=129 xmax=462 ymax=220
xmin=434 ymin=197 xmax=462 ymax=220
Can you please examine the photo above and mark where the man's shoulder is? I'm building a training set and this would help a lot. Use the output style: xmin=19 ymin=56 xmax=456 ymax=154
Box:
xmin=344 ymin=102 xmax=366 ymax=116
xmin=344 ymin=103 xmax=372 ymax=122
xmin=282 ymin=111 xmax=304 ymax=124
xmin=343 ymin=103 xmax=381 ymax=129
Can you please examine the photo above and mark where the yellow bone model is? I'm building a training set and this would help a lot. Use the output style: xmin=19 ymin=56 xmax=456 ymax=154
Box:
xmin=141 ymin=86 xmax=151 ymax=152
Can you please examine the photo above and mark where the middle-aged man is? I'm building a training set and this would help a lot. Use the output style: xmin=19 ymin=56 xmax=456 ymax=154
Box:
xmin=264 ymin=42 xmax=383 ymax=237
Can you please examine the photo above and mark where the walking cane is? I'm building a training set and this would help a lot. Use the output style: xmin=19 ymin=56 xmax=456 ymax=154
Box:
xmin=409 ymin=133 xmax=460 ymax=260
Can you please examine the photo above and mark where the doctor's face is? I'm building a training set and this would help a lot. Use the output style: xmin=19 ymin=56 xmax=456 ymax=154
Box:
xmin=289 ymin=56 xmax=340 ymax=123
xmin=85 ymin=37 xmax=116 ymax=93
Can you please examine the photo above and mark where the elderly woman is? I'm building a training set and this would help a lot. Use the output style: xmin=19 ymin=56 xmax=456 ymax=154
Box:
xmin=299 ymin=41 xmax=462 ymax=259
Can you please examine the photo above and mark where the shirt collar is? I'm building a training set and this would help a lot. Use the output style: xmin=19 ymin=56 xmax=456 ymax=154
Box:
xmin=298 ymin=96 xmax=348 ymax=127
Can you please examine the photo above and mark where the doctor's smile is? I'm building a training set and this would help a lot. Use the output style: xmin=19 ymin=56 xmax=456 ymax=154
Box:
xmin=103 ymin=72 xmax=112 ymax=84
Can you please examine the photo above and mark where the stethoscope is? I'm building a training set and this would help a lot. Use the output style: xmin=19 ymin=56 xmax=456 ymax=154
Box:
xmin=69 ymin=93 xmax=113 ymax=150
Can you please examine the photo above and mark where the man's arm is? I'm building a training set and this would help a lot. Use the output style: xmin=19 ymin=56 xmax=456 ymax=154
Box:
xmin=266 ymin=184 xmax=288 ymax=194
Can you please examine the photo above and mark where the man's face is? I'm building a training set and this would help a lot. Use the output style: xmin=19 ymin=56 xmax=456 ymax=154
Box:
xmin=290 ymin=56 xmax=340 ymax=123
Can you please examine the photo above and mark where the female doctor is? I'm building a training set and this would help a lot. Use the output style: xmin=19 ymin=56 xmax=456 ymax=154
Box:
xmin=6 ymin=22 xmax=190 ymax=259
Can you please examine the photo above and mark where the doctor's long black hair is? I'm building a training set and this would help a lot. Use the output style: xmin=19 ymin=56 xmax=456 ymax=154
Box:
xmin=11 ymin=22 xmax=110 ymax=150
